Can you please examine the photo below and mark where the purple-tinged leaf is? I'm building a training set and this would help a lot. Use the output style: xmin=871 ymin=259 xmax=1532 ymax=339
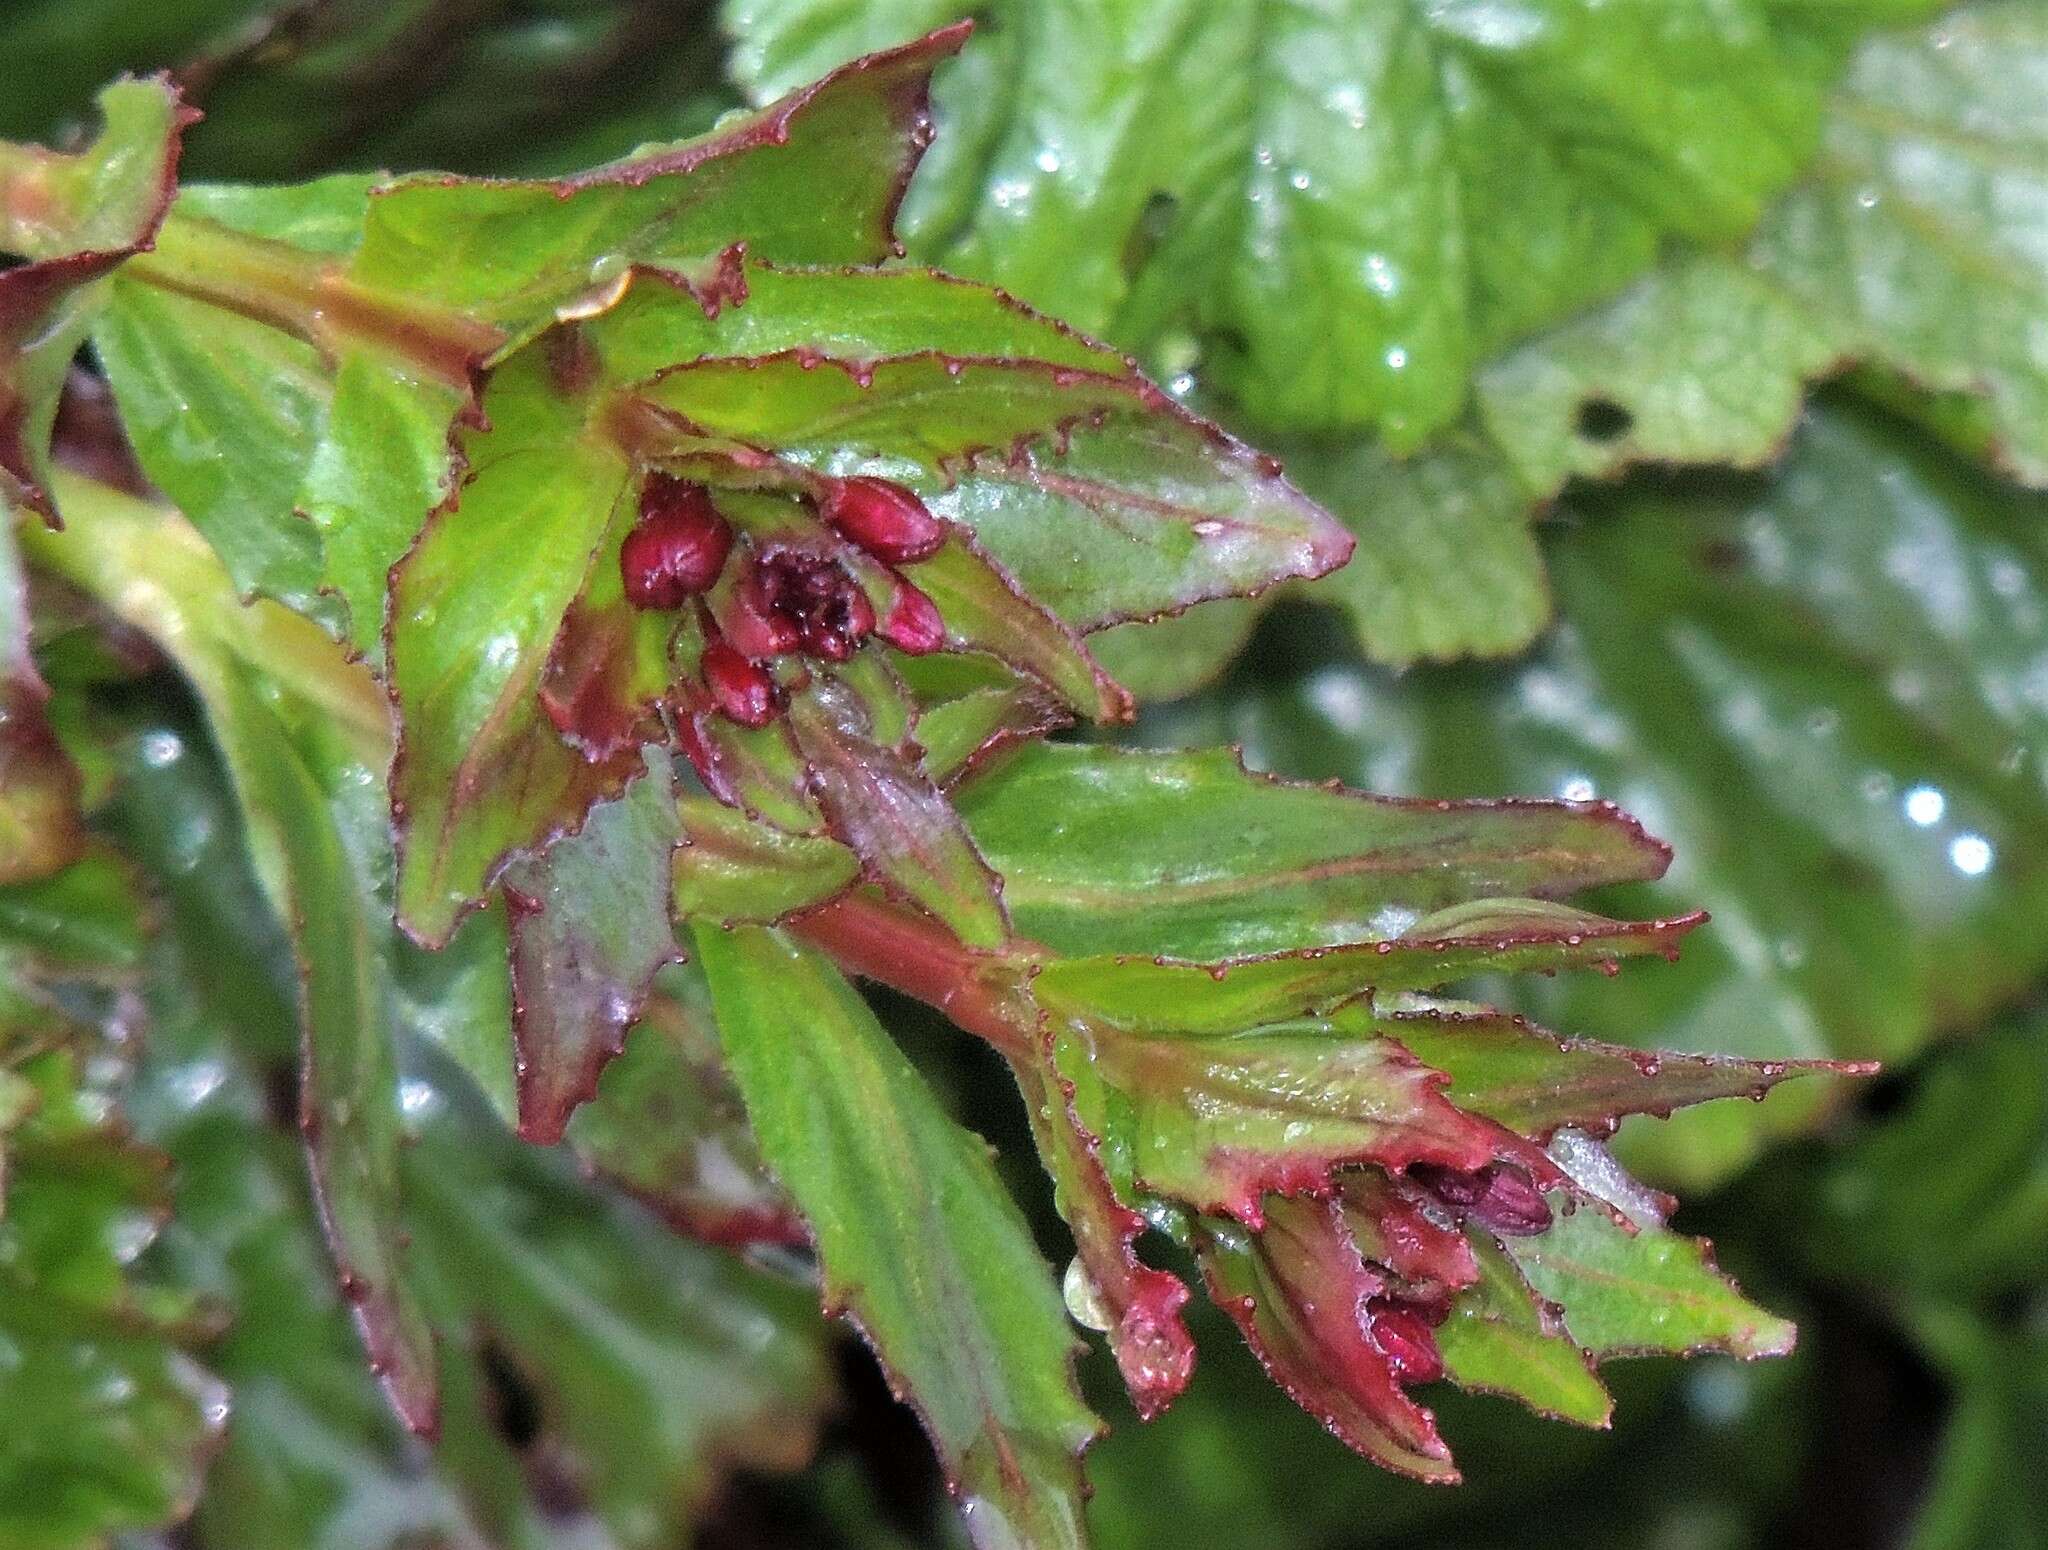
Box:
xmin=350 ymin=25 xmax=972 ymax=334
xmin=957 ymin=743 xmax=1675 ymax=961
xmin=785 ymin=669 xmax=1009 ymax=949
xmin=1198 ymin=1196 xmax=1458 ymax=1482
xmin=673 ymin=793 xmax=859 ymax=927
xmin=502 ymin=750 xmax=683 ymax=1145
xmin=538 ymin=500 xmax=697 ymax=763
xmin=1031 ymin=907 xmax=1705 ymax=1037
xmin=695 ymin=925 xmax=1101 ymax=1550
xmin=1384 ymin=1003 xmax=1871 ymax=1141
xmin=1436 ymin=1232 xmax=1611 ymax=1428
xmin=567 ymin=963 xmax=806 ymax=1250
xmin=387 ymin=345 xmax=639 ymax=947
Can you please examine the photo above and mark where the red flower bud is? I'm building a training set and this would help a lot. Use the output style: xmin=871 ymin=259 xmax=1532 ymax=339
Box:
xmin=701 ymin=639 xmax=776 ymax=727
xmin=879 ymin=580 xmax=946 ymax=654
xmin=621 ymin=476 xmax=733 ymax=609
xmin=1411 ymin=1163 xmax=1553 ymax=1237
xmin=819 ymin=476 xmax=948 ymax=564
xmin=1365 ymin=1297 xmax=1445 ymax=1386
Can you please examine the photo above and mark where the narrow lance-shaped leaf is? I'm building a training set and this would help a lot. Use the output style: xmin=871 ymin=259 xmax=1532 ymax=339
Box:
xmin=23 ymin=473 xmax=440 ymax=1433
xmin=958 ymin=743 xmax=1672 ymax=961
xmin=1434 ymin=1231 xmax=1612 ymax=1428
xmin=1383 ymin=1003 xmax=1870 ymax=1141
xmin=695 ymin=925 xmax=1101 ymax=1550
xmin=1031 ymin=903 xmax=1704 ymax=1037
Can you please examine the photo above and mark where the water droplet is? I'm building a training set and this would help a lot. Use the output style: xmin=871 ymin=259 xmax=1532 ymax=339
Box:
xmin=140 ymin=729 xmax=183 ymax=768
xmin=1949 ymin=833 xmax=1994 ymax=875
xmin=1384 ymin=346 xmax=1408 ymax=370
xmin=1559 ymin=776 xmax=1596 ymax=802
xmin=1903 ymin=785 xmax=1945 ymax=826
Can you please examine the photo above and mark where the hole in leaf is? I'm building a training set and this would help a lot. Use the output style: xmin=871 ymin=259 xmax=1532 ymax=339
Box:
xmin=1575 ymin=397 xmax=1634 ymax=443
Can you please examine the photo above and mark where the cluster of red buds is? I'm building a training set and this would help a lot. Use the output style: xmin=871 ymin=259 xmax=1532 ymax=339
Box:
xmin=618 ymin=472 xmax=952 ymax=727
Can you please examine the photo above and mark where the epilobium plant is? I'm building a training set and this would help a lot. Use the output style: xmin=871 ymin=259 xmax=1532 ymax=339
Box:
xmin=1 ymin=28 xmax=1866 ymax=1549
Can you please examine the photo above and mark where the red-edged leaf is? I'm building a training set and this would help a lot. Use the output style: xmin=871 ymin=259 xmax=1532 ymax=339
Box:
xmin=958 ymin=743 xmax=1676 ymax=961
xmin=0 ymin=77 xmax=192 ymax=518
xmin=1199 ymin=1196 xmax=1458 ymax=1482
xmin=1017 ymin=1058 xmax=1196 ymax=1418
xmin=387 ymin=344 xmax=639 ymax=946
xmin=1031 ymin=906 xmax=1706 ymax=1035
xmin=672 ymin=793 xmax=859 ymax=926
xmin=1385 ymin=1003 xmax=1872 ymax=1141
xmin=1049 ymin=1013 xmax=1506 ymax=1227
xmin=502 ymin=750 xmax=683 ymax=1145
xmin=350 ymin=25 xmax=972 ymax=333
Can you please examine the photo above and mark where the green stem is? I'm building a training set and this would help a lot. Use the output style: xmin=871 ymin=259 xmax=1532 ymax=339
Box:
xmin=125 ymin=213 xmax=503 ymax=391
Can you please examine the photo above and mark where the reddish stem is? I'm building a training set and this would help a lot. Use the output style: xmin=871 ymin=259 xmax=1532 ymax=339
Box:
xmin=794 ymin=892 xmax=1040 ymax=1061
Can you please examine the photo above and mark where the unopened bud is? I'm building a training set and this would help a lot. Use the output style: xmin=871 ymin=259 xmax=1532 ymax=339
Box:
xmin=819 ymin=476 xmax=948 ymax=564
xmin=879 ymin=581 xmax=946 ymax=654
xmin=621 ymin=476 xmax=732 ymax=608
xmin=701 ymin=639 xmax=776 ymax=727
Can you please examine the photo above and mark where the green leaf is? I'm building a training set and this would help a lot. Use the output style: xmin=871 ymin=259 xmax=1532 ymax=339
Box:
xmin=113 ymin=718 xmax=833 ymax=1550
xmin=1147 ymin=399 xmax=2048 ymax=1186
xmin=25 ymin=473 xmax=440 ymax=1431
xmin=672 ymin=791 xmax=860 ymax=925
xmin=1435 ymin=1232 xmax=1611 ymax=1428
xmin=501 ymin=749 xmax=682 ymax=1143
xmin=350 ymin=25 xmax=971 ymax=334
xmin=388 ymin=342 xmax=637 ymax=946
xmin=1306 ymin=0 xmax=2047 ymax=664
xmin=0 ymin=1040 xmax=228 ymax=1550
xmin=957 ymin=742 xmax=1671 ymax=960
xmin=1387 ymin=1003 xmax=1861 ymax=1142
xmin=1030 ymin=904 xmax=1699 ymax=1037
xmin=695 ymin=924 xmax=1101 ymax=1550
xmin=1500 ymin=1133 xmax=1794 ymax=1361
xmin=730 ymin=3 xmax=1877 ymax=445
xmin=91 ymin=275 xmax=341 ymax=625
